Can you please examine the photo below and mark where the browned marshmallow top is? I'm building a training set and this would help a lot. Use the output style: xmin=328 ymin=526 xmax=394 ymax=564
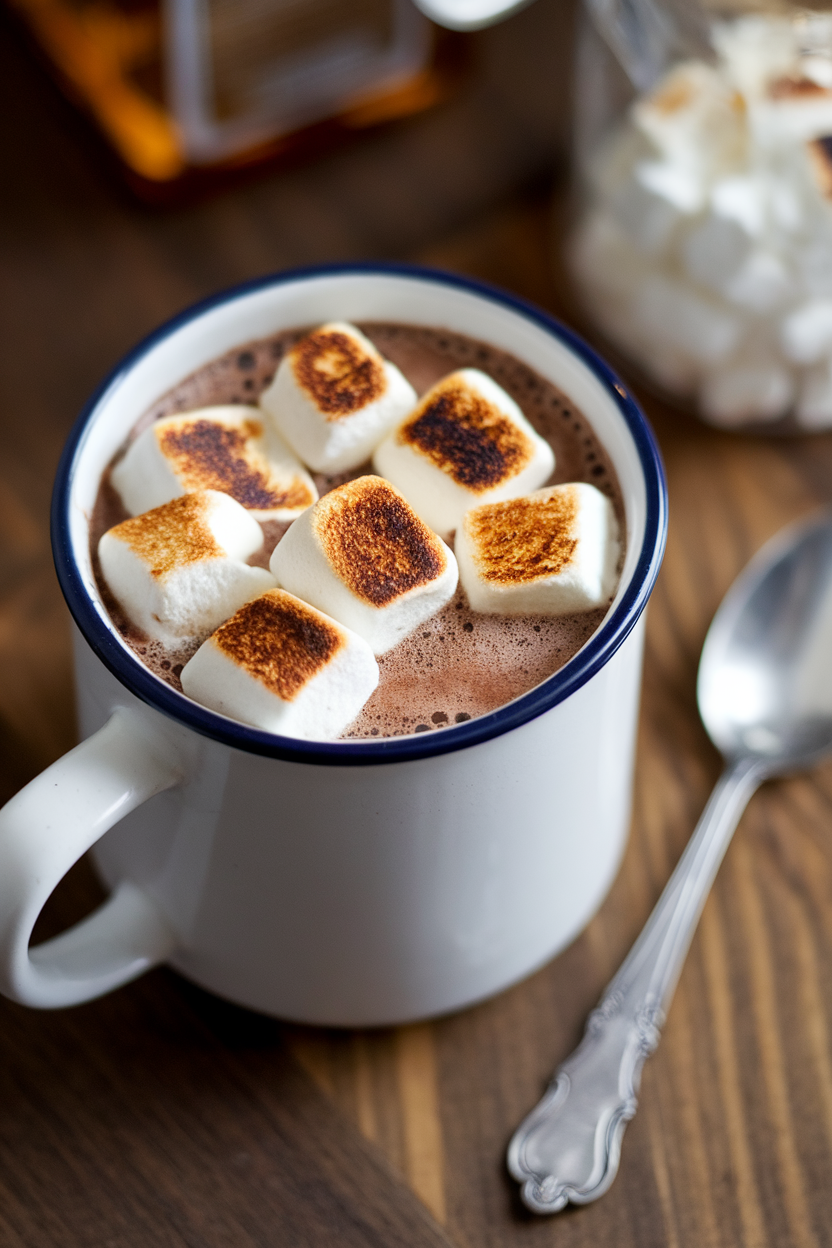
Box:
xmin=769 ymin=76 xmax=832 ymax=100
xmin=212 ymin=589 xmax=344 ymax=701
xmin=648 ymin=73 xmax=698 ymax=116
xmin=312 ymin=476 xmax=447 ymax=606
xmin=397 ymin=373 xmax=534 ymax=491
xmin=106 ymin=492 xmax=223 ymax=579
xmin=809 ymin=135 xmax=832 ymax=198
xmin=646 ymin=69 xmax=742 ymax=117
xmin=290 ymin=326 xmax=386 ymax=420
xmin=465 ymin=487 xmax=580 ymax=585
xmin=157 ymin=414 xmax=315 ymax=511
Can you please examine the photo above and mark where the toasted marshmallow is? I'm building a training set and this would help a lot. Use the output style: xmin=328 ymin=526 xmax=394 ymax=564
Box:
xmin=632 ymin=62 xmax=747 ymax=196
xmin=455 ymin=484 xmax=619 ymax=616
xmin=180 ymin=589 xmax=378 ymax=740
xmin=373 ymin=370 xmax=554 ymax=537
xmin=752 ymin=78 xmax=832 ymax=146
xmin=568 ymin=15 xmax=832 ymax=428
xmin=713 ymin=15 xmax=797 ymax=99
xmin=271 ymin=476 xmax=458 ymax=655
xmin=260 ymin=323 xmax=417 ymax=473
xmin=111 ymin=406 xmax=317 ymax=521
xmin=98 ymin=490 xmax=275 ymax=644
xmin=808 ymin=135 xmax=832 ymax=199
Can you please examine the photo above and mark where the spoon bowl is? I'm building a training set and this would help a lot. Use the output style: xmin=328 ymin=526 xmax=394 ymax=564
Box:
xmin=699 ymin=512 xmax=832 ymax=769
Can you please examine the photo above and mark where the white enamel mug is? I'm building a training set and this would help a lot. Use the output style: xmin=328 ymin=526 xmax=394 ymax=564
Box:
xmin=0 ymin=265 xmax=666 ymax=1025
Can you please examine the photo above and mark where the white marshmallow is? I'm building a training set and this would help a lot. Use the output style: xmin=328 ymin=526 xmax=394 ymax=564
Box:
xmin=271 ymin=476 xmax=458 ymax=655
xmin=636 ymin=159 xmax=707 ymax=214
xmin=804 ymin=56 xmax=832 ymax=90
xmin=568 ymin=213 xmax=697 ymax=389
xmin=682 ymin=215 xmax=753 ymax=292
xmin=781 ymin=298 xmax=832 ymax=363
xmin=632 ymin=274 xmax=742 ymax=365
xmin=682 ymin=196 xmax=793 ymax=311
xmin=373 ymin=369 xmax=554 ymax=537
xmin=570 ymin=210 xmax=655 ymax=306
xmin=98 ymin=490 xmax=275 ymax=644
xmin=795 ymin=237 xmax=832 ymax=298
xmin=570 ymin=17 xmax=832 ymax=428
xmin=700 ymin=363 xmax=794 ymax=427
xmin=608 ymin=171 xmax=684 ymax=255
xmin=796 ymin=360 xmax=832 ymax=429
xmin=588 ymin=122 xmax=653 ymax=202
xmin=751 ymin=88 xmax=832 ymax=147
xmin=765 ymin=170 xmax=808 ymax=235
xmin=713 ymin=16 xmax=797 ymax=99
xmin=722 ymin=249 xmax=793 ymax=311
xmin=632 ymin=61 xmax=747 ymax=190
xmin=180 ymin=589 xmax=379 ymax=740
xmin=710 ymin=176 xmax=768 ymax=237
xmin=111 ymin=406 xmax=317 ymax=520
xmin=260 ymin=322 xmax=417 ymax=473
xmin=455 ymin=484 xmax=619 ymax=616
xmin=634 ymin=341 xmax=700 ymax=395
xmin=568 ymin=217 xmax=700 ymax=392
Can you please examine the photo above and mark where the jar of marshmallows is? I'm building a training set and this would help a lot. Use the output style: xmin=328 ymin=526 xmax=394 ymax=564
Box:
xmin=570 ymin=0 xmax=832 ymax=431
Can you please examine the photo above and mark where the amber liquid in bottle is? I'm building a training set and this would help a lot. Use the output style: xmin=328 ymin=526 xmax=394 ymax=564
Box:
xmin=8 ymin=0 xmax=464 ymax=199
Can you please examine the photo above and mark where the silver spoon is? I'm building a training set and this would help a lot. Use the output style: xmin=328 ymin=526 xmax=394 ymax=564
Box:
xmin=508 ymin=510 xmax=832 ymax=1213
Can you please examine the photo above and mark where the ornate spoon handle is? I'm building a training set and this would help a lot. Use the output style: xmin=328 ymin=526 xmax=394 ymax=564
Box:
xmin=507 ymin=754 xmax=765 ymax=1214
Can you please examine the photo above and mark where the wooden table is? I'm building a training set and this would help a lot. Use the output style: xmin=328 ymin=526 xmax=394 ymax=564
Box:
xmin=3 ymin=6 xmax=832 ymax=1245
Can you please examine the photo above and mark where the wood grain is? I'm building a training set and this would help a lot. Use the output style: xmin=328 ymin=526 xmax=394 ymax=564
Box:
xmin=395 ymin=1026 xmax=446 ymax=1224
xmin=0 ymin=967 xmax=458 ymax=1248
xmin=4 ymin=5 xmax=832 ymax=1245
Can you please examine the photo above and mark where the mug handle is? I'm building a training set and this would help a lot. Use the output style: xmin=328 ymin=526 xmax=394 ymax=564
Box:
xmin=0 ymin=706 xmax=182 ymax=1008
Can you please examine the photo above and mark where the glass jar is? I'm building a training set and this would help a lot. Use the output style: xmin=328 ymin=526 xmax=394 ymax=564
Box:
xmin=570 ymin=0 xmax=832 ymax=432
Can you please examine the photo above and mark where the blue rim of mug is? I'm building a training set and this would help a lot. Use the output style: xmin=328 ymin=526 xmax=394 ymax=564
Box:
xmin=52 ymin=262 xmax=667 ymax=766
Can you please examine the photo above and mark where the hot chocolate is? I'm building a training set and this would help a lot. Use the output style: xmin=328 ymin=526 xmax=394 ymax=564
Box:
xmin=91 ymin=322 xmax=624 ymax=738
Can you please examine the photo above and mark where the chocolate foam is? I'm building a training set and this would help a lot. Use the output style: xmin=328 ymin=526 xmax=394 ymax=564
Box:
xmin=91 ymin=320 xmax=625 ymax=739
xmin=312 ymin=477 xmax=446 ymax=607
xmin=464 ymin=487 xmax=580 ymax=586
xmin=346 ymin=585 xmax=606 ymax=737
xmin=107 ymin=492 xmax=222 ymax=579
xmin=156 ymin=413 xmax=314 ymax=512
xmin=213 ymin=589 xmax=343 ymax=702
xmin=399 ymin=373 xmax=533 ymax=491
xmin=291 ymin=326 xmax=385 ymax=420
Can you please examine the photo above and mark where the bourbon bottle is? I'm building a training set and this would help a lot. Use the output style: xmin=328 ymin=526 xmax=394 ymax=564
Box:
xmin=8 ymin=0 xmax=464 ymax=199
